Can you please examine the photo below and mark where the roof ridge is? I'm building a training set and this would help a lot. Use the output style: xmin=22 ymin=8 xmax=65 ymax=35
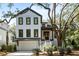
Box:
xmin=14 ymin=8 xmax=42 ymax=17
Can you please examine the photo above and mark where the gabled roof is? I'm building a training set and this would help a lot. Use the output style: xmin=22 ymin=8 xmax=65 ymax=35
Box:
xmin=0 ymin=27 xmax=8 ymax=31
xmin=14 ymin=8 xmax=42 ymax=17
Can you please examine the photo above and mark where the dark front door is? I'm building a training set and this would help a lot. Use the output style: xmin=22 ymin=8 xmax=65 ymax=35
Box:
xmin=44 ymin=31 xmax=49 ymax=40
xmin=45 ymin=37 xmax=49 ymax=40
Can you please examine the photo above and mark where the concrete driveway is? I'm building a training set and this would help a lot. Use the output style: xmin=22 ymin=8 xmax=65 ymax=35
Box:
xmin=7 ymin=51 xmax=33 ymax=56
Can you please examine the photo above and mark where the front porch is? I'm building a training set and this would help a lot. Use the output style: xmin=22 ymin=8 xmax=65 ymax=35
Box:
xmin=40 ymin=24 xmax=58 ymax=48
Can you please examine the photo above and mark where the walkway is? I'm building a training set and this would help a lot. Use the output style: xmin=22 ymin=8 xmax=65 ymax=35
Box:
xmin=7 ymin=51 xmax=33 ymax=56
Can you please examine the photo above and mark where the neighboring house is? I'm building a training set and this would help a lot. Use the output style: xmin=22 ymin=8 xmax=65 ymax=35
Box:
xmin=0 ymin=22 xmax=15 ymax=46
xmin=15 ymin=8 xmax=57 ymax=51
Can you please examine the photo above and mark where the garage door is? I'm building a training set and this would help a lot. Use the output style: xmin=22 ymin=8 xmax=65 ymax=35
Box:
xmin=17 ymin=40 xmax=39 ymax=51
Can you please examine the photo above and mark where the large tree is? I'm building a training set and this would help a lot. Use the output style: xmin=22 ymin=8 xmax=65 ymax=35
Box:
xmin=0 ymin=3 xmax=19 ymax=46
xmin=30 ymin=3 xmax=79 ymax=47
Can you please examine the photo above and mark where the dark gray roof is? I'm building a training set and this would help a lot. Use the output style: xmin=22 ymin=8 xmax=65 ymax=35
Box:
xmin=14 ymin=8 xmax=42 ymax=17
xmin=41 ymin=24 xmax=52 ymax=30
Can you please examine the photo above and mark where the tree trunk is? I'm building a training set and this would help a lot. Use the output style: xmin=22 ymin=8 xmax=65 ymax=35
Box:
xmin=54 ymin=30 xmax=62 ymax=46
xmin=6 ymin=31 xmax=9 ymax=46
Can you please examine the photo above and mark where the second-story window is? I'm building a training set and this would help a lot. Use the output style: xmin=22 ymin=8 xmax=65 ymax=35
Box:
xmin=26 ymin=29 xmax=31 ymax=37
xmin=34 ymin=17 xmax=38 ymax=25
xmin=19 ymin=29 xmax=23 ymax=37
xmin=26 ymin=17 xmax=31 ymax=25
xmin=18 ymin=17 xmax=23 ymax=25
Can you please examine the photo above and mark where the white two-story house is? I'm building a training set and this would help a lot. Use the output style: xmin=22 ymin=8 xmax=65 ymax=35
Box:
xmin=15 ymin=8 xmax=57 ymax=51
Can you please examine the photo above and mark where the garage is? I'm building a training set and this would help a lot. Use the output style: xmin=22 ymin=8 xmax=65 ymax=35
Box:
xmin=17 ymin=40 xmax=39 ymax=51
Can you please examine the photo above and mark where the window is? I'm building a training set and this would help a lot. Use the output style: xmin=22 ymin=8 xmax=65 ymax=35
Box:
xmin=19 ymin=29 xmax=23 ymax=37
xmin=26 ymin=17 xmax=31 ymax=25
xmin=26 ymin=29 xmax=31 ymax=37
xmin=34 ymin=17 xmax=38 ymax=24
xmin=34 ymin=29 xmax=38 ymax=37
xmin=18 ymin=17 xmax=23 ymax=25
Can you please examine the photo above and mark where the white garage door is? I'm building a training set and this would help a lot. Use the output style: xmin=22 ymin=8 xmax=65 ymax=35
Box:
xmin=17 ymin=40 xmax=39 ymax=51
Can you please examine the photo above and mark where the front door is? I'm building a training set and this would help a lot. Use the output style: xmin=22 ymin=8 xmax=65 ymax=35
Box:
xmin=44 ymin=31 xmax=49 ymax=40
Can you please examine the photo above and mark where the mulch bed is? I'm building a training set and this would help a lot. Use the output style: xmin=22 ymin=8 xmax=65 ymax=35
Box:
xmin=0 ymin=52 xmax=9 ymax=56
xmin=32 ymin=50 xmax=79 ymax=56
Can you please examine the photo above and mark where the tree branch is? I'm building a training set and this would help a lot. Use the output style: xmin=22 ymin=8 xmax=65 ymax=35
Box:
xmin=70 ymin=12 xmax=79 ymax=25
xmin=64 ymin=4 xmax=79 ymax=26
xmin=63 ymin=12 xmax=79 ymax=33
xmin=0 ymin=16 xmax=14 ymax=24
xmin=37 ymin=3 xmax=53 ymax=25
xmin=60 ymin=3 xmax=68 ymax=29
xmin=30 ymin=3 xmax=34 ymax=9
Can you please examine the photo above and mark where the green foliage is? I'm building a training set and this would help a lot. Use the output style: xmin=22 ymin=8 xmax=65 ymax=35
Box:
xmin=13 ymin=45 xmax=17 ymax=52
xmin=7 ymin=3 xmax=14 ymax=9
xmin=1 ymin=44 xmax=16 ymax=52
xmin=59 ymin=47 xmax=65 ymax=56
xmin=3 ymin=11 xmax=14 ymax=18
xmin=46 ymin=47 xmax=53 ymax=56
xmin=7 ymin=45 xmax=13 ymax=52
xmin=65 ymin=45 xmax=72 ymax=54
xmin=52 ymin=45 xmax=57 ymax=51
xmin=65 ymin=29 xmax=79 ymax=50
xmin=1 ymin=44 xmax=7 ymax=51
xmin=33 ymin=48 xmax=41 ymax=56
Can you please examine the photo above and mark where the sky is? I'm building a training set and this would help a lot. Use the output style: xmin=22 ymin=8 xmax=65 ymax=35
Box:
xmin=0 ymin=3 xmax=63 ymax=26
xmin=0 ymin=3 xmax=50 ymax=25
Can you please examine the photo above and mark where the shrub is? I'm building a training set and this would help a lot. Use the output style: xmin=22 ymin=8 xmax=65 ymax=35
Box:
xmin=59 ymin=47 xmax=65 ymax=56
xmin=66 ymin=47 xmax=72 ymax=55
xmin=1 ymin=44 xmax=17 ymax=52
xmin=33 ymin=48 xmax=41 ymax=56
xmin=73 ymin=45 xmax=79 ymax=50
xmin=1 ymin=44 xmax=7 ymax=51
xmin=52 ymin=45 xmax=57 ymax=51
xmin=13 ymin=45 xmax=17 ymax=52
xmin=65 ymin=45 xmax=72 ymax=55
xmin=7 ymin=45 xmax=14 ymax=52
xmin=46 ymin=47 xmax=53 ymax=56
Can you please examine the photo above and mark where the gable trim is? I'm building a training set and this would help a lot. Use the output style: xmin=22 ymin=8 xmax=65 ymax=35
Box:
xmin=14 ymin=8 xmax=42 ymax=17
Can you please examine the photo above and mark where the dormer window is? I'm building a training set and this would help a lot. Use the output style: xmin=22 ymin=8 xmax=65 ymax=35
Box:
xmin=34 ymin=17 xmax=38 ymax=25
xmin=26 ymin=17 xmax=31 ymax=25
xmin=18 ymin=17 xmax=23 ymax=25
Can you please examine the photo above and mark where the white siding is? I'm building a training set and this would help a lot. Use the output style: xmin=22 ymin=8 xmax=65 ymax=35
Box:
xmin=0 ymin=29 xmax=6 ymax=45
xmin=16 ymin=10 xmax=41 ymax=38
xmin=0 ymin=29 xmax=15 ymax=45
xmin=0 ymin=22 xmax=8 ymax=30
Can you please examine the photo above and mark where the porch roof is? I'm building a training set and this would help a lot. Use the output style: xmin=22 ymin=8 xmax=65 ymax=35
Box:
xmin=41 ymin=25 xmax=53 ymax=30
